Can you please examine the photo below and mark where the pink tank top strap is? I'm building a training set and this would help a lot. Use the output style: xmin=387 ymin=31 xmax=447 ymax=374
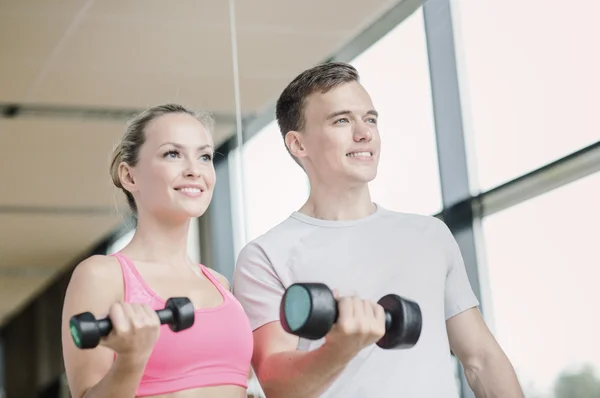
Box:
xmin=197 ymin=264 xmax=230 ymax=295
xmin=110 ymin=252 xmax=154 ymax=304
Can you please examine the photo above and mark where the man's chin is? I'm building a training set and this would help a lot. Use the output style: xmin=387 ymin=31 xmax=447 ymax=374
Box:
xmin=352 ymin=169 xmax=378 ymax=184
xmin=340 ymin=174 xmax=377 ymax=188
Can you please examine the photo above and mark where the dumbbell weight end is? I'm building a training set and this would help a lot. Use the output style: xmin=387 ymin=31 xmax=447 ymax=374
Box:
xmin=376 ymin=294 xmax=422 ymax=349
xmin=281 ymin=283 xmax=338 ymax=340
xmin=160 ymin=297 xmax=195 ymax=332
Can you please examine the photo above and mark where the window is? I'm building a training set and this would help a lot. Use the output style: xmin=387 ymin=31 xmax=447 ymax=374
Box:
xmin=241 ymin=120 xmax=310 ymax=243
xmin=350 ymin=7 xmax=443 ymax=216
xmin=480 ymin=172 xmax=600 ymax=397
xmin=451 ymin=0 xmax=600 ymax=191
xmin=106 ymin=228 xmax=135 ymax=255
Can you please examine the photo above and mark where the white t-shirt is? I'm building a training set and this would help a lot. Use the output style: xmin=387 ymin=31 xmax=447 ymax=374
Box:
xmin=233 ymin=204 xmax=479 ymax=397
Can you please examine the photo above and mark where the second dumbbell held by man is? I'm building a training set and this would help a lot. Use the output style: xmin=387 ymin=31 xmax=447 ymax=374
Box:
xmin=280 ymin=282 xmax=423 ymax=350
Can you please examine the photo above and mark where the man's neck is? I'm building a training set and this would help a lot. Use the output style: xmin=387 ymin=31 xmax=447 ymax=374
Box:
xmin=299 ymin=182 xmax=376 ymax=221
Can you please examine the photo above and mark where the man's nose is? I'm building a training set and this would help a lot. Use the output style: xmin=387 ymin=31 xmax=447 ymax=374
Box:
xmin=354 ymin=122 xmax=373 ymax=142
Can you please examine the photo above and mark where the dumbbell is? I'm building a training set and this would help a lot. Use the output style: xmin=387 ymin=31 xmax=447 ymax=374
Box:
xmin=69 ymin=297 xmax=195 ymax=349
xmin=280 ymin=283 xmax=422 ymax=349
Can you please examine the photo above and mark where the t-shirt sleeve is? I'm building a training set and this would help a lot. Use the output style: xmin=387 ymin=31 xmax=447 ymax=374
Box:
xmin=439 ymin=221 xmax=480 ymax=320
xmin=232 ymin=241 xmax=285 ymax=331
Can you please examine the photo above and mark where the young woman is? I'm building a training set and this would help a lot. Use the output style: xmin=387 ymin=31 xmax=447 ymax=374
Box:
xmin=61 ymin=104 xmax=253 ymax=398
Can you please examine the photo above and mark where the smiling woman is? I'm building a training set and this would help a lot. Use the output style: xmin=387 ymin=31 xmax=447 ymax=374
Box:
xmin=109 ymin=104 xmax=216 ymax=220
xmin=61 ymin=104 xmax=254 ymax=398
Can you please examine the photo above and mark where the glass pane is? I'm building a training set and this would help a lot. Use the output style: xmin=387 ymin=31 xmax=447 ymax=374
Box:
xmin=106 ymin=229 xmax=135 ymax=255
xmin=451 ymin=0 xmax=600 ymax=191
xmin=481 ymin=172 xmax=600 ymax=397
xmin=351 ymin=7 xmax=443 ymax=215
xmin=241 ymin=120 xmax=309 ymax=242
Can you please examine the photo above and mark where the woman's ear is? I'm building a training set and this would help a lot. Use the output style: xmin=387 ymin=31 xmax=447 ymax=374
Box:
xmin=118 ymin=162 xmax=138 ymax=193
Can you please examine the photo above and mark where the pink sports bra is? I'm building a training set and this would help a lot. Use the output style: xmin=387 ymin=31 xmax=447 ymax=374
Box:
xmin=111 ymin=252 xmax=253 ymax=396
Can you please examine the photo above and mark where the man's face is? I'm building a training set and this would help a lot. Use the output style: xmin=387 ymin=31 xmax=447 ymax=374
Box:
xmin=296 ymin=81 xmax=381 ymax=186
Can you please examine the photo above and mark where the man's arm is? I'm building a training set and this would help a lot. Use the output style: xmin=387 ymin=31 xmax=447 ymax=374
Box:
xmin=251 ymin=298 xmax=386 ymax=398
xmin=433 ymin=217 xmax=523 ymax=397
xmin=251 ymin=322 xmax=349 ymax=398
xmin=447 ymin=308 xmax=524 ymax=398
xmin=233 ymin=242 xmax=385 ymax=398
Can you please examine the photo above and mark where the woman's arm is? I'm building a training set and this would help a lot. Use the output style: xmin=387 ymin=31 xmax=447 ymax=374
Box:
xmin=61 ymin=255 xmax=159 ymax=398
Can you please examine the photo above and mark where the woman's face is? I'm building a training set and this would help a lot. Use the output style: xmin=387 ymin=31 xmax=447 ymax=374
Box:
xmin=126 ymin=112 xmax=216 ymax=222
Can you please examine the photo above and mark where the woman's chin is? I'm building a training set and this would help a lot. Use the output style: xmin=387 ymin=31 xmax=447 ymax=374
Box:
xmin=143 ymin=202 xmax=209 ymax=223
xmin=178 ymin=204 xmax=209 ymax=219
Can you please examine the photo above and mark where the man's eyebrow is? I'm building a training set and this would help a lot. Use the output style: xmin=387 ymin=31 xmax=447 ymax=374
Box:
xmin=325 ymin=110 xmax=352 ymax=120
xmin=325 ymin=109 xmax=379 ymax=119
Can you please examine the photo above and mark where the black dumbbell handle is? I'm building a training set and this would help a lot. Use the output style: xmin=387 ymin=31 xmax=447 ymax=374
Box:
xmin=330 ymin=306 xmax=393 ymax=330
xmin=93 ymin=308 xmax=175 ymax=338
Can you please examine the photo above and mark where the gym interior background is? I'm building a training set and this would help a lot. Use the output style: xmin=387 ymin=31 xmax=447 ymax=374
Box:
xmin=1 ymin=0 xmax=599 ymax=397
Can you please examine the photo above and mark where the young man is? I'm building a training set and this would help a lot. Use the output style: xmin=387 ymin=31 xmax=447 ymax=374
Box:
xmin=233 ymin=62 xmax=523 ymax=397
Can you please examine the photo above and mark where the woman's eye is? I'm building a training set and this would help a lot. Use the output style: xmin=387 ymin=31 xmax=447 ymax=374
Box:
xmin=164 ymin=150 xmax=179 ymax=158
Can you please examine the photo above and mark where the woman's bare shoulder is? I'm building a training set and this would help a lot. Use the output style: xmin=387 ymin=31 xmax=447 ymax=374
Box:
xmin=206 ymin=267 xmax=231 ymax=291
xmin=66 ymin=254 xmax=124 ymax=301
xmin=72 ymin=254 xmax=122 ymax=280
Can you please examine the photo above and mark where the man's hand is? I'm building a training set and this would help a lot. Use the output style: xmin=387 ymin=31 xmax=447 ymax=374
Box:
xmin=322 ymin=291 xmax=386 ymax=361
xmin=251 ymin=292 xmax=387 ymax=398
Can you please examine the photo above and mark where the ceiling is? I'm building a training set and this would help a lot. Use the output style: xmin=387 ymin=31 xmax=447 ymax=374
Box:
xmin=0 ymin=0 xmax=406 ymax=326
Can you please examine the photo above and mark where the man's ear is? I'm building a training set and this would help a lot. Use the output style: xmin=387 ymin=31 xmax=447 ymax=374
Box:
xmin=285 ymin=130 xmax=307 ymax=159
xmin=118 ymin=162 xmax=138 ymax=193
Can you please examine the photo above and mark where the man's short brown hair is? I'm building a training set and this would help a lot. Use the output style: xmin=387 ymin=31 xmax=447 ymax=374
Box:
xmin=275 ymin=62 xmax=359 ymax=150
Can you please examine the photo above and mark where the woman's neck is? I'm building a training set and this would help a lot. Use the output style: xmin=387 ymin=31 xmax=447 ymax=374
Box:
xmin=121 ymin=213 xmax=194 ymax=268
